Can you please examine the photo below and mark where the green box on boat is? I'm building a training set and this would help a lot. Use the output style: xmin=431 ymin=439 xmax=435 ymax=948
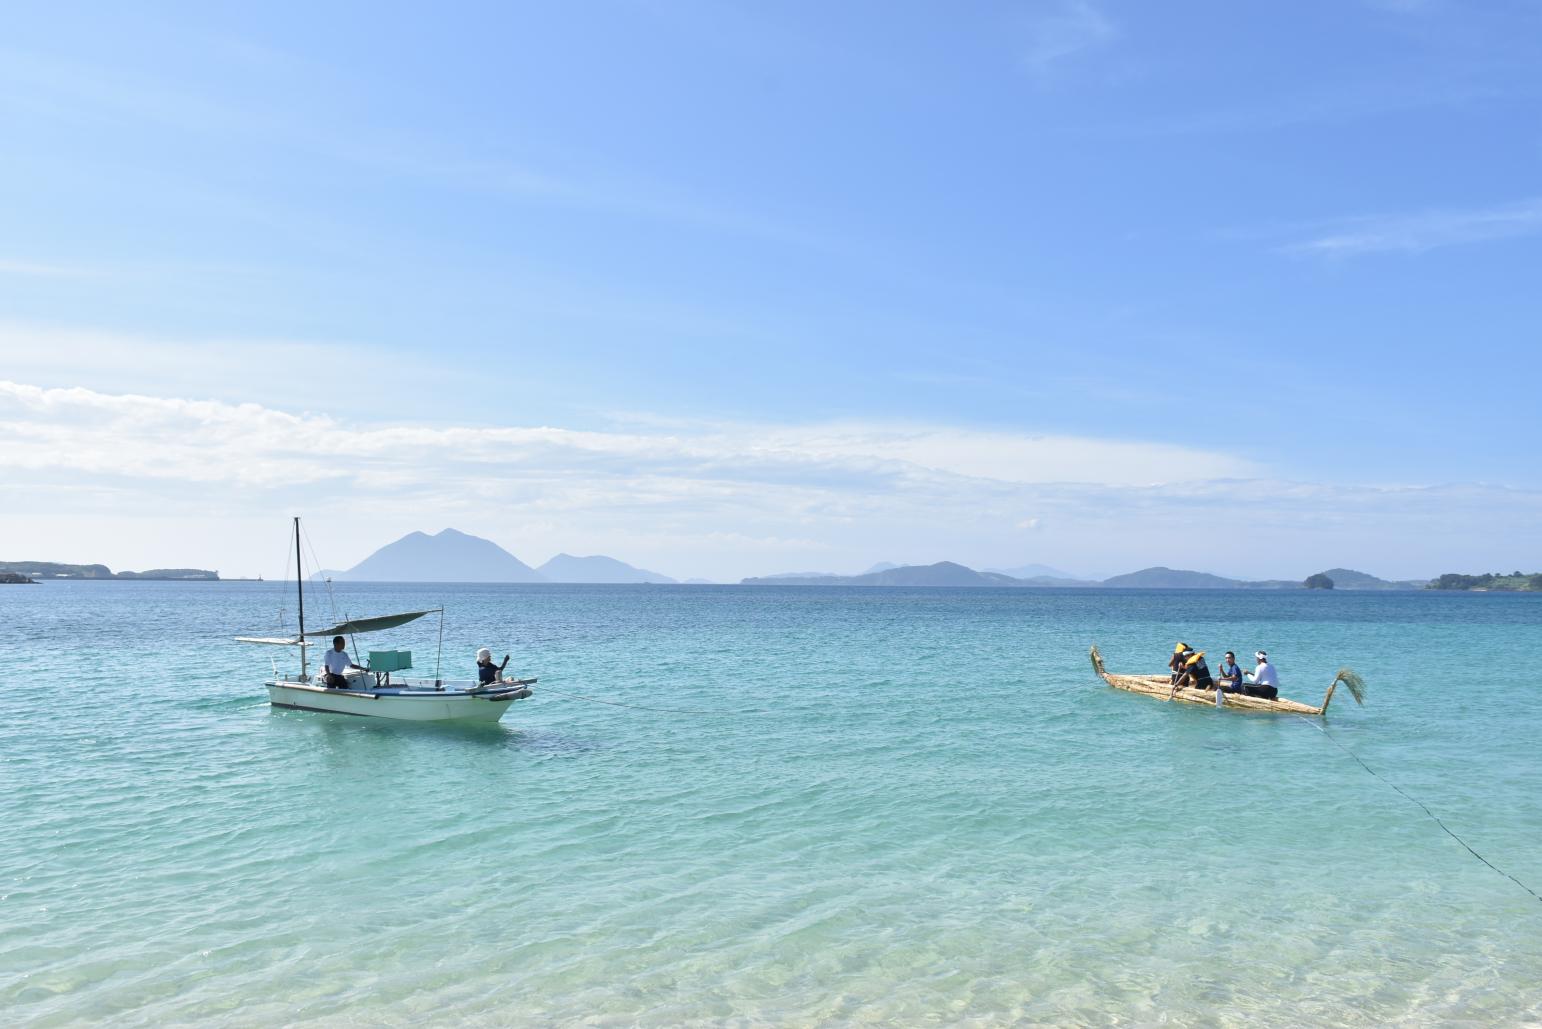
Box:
xmin=368 ymin=650 xmax=412 ymax=672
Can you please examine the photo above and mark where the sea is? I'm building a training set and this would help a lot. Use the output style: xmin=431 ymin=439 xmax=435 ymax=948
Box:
xmin=3 ymin=581 xmax=1540 ymax=1026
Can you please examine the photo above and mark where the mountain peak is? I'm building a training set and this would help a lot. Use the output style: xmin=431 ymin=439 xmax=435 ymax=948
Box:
xmin=334 ymin=529 xmax=544 ymax=583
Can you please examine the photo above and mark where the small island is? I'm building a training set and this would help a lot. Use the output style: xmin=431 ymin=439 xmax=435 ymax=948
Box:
xmin=1427 ymin=571 xmax=1542 ymax=592
xmin=1 ymin=571 xmax=38 ymax=584
xmin=0 ymin=561 xmax=219 ymax=581
xmin=1303 ymin=573 xmax=1334 ymax=589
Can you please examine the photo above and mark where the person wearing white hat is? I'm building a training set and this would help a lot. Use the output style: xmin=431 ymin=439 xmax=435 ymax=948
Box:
xmin=1244 ymin=650 xmax=1279 ymax=700
xmin=476 ymin=647 xmax=509 ymax=687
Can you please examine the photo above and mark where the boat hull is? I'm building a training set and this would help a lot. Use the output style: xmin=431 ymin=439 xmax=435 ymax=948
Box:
xmin=266 ymin=680 xmax=525 ymax=723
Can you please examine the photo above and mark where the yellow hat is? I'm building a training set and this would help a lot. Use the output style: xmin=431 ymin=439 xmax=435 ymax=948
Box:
xmin=1174 ymin=642 xmax=1189 ymax=653
xmin=1185 ymin=650 xmax=1206 ymax=665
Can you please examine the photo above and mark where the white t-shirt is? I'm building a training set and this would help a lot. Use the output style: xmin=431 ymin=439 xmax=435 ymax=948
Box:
xmin=1249 ymin=661 xmax=1278 ymax=688
xmin=323 ymin=648 xmax=353 ymax=675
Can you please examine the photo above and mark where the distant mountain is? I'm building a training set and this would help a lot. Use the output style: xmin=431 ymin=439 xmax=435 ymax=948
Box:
xmin=741 ymin=561 xmax=1436 ymax=591
xmin=987 ymin=563 xmax=1075 ymax=580
xmin=538 ymin=554 xmax=676 ymax=584
xmin=1316 ymin=567 xmax=1428 ymax=590
xmin=1017 ymin=575 xmax=1102 ymax=587
xmin=334 ymin=529 xmax=544 ymax=582
xmin=1100 ymin=567 xmax=1246 ymax=589
xmin=744 ymin=561 xmax=1022 ymax=587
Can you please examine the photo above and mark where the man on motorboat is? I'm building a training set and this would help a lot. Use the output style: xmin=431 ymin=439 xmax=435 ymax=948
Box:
xmin=322 ymin=636 xmax=363 ymax=688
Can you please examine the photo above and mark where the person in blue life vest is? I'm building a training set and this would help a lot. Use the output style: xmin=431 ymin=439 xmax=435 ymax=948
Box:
xmin=1244 ymin=650 xmax=1279 ymax=700
xmin=1217 ymin=651 xmax=1245 ymax=693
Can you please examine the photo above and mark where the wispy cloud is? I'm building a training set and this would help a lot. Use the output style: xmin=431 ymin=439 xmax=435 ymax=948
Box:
xmin=1018 ymin=1 xmax=1117 ymax=74
xmin=0 ymin=259 xmax=94 ymax=278
xmin=0 ymin=380 xmax=1253 ymax=494
xmin=0 ymin=378 xmax=1258 ymax=576
xmin=5 ymin=379 xmax=1540 ymax=580
xmin=0 ymin=45 xmax=833 ymax=256
xmin=1284 ymin=198 xmax=1542 ymax=257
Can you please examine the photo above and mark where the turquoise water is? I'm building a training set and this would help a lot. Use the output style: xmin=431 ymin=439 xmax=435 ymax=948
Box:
xmin=4 ymin=582 xmax=1541 ymax=1025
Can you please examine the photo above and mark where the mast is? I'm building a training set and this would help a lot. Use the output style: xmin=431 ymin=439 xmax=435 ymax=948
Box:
xmin=295 ymin=516 xmax=307 ymax=680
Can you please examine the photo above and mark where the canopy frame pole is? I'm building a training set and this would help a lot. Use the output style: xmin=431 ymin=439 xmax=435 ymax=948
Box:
xmin=435 ymin=608 xmax=444 ymax=687
xmin=295 ymin=516 xmax=307 ymax=681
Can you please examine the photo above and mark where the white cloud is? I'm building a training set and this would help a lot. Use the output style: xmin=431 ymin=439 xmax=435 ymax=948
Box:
xmin=0 ymin=380 xmax=1253 ymax=495
xmin=3 ymin=380 xmax=1538 ymax=582
xmin=1285 ymin=198 xmax=1542 ymax=257
xmin=1018 ymin=1 xmax=1117 ymax=74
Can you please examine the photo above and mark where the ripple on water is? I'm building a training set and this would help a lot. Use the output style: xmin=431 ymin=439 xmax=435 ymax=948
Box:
xmin=3 ymin=582 xmax=1541 ymax=1024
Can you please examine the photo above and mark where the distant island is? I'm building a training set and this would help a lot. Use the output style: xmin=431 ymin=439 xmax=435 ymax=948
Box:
xmin=1427 ymin=571 xmax=1542 ymax=592
xmin=0 ymin=561 xmax=219 ymax=581
xmin=742 ymin=561 xmax=1028 ymax=588
xmin=742 ymin=563 xmax=1428 ymax=590
xmin=537 ymin=553 xmax=676 ymax=584
xmin=323 ymin=529 xmax=677 ymax=584
xmin=16 ymin=530 xmax=1478 ymax=592
xmin=1 ymin=570 xmax=38 ymax=584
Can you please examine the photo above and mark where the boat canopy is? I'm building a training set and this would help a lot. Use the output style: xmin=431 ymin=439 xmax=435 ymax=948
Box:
xmin=301 ymin=609 xmax=438 ymax=638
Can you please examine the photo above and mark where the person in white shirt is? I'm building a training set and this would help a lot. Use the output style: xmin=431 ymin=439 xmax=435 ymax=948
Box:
xmin=322 ymin=635 xmax=361 ymax=688
xmin=1245 ymin=650 xmax=1279 ymax=700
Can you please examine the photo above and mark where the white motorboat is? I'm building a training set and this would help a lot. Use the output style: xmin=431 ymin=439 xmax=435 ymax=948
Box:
xmin=236 ymin=519 xmax=536 ymax=723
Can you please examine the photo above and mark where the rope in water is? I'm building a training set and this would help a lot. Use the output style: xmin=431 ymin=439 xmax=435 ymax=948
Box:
xmin=1298 ymin=715 xmax=1542 ymax=904
xmin=534 ymin=683 xmax=767 ymax=717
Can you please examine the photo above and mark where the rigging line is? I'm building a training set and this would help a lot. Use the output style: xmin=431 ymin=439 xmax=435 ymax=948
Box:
xmin=300 ymin=522 xmax=339 ymax=625
xmin=534 ymin=683 xmax=768 ymax=717
xmin=1297 ymin=715 xmax=1542 ymax=904
xmin=278 ymin=523 xmax=296 ymax=633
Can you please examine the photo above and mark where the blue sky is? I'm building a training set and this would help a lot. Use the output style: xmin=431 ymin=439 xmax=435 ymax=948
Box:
xmin=2 ymin=1 xmax=1539 ymax=580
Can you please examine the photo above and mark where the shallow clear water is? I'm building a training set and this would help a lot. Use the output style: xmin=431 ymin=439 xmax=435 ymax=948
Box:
xmin=4 ymin=582 xmax=1540 ymax=1025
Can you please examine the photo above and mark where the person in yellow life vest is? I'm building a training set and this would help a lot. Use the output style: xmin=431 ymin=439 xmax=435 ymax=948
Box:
xmin=1174 ymin=650 xmax=1214 ymax=691
xmin=1169 ymin=642 xmax=1191 ymax=684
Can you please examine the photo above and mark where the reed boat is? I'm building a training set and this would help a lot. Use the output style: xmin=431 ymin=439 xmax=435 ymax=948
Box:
xmin=1089 ymin=645 xmax=1364 ymax=716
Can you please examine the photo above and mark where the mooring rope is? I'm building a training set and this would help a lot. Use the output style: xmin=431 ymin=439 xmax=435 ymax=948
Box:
xmin=534 ymin=683 xmax=767 ymax=717
xmin=1298 ymin=715 xmax=1542 ymax=904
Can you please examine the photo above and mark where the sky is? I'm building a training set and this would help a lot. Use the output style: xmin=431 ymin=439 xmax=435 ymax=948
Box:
xmin=2 ymin=0 xmax=1540 ymax=581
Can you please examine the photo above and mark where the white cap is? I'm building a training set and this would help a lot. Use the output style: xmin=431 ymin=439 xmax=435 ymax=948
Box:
xmin=477 ymin=648 xmax=492 ymax=662
xmin=1255 ymin=651 xmax=1267 ymax=661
